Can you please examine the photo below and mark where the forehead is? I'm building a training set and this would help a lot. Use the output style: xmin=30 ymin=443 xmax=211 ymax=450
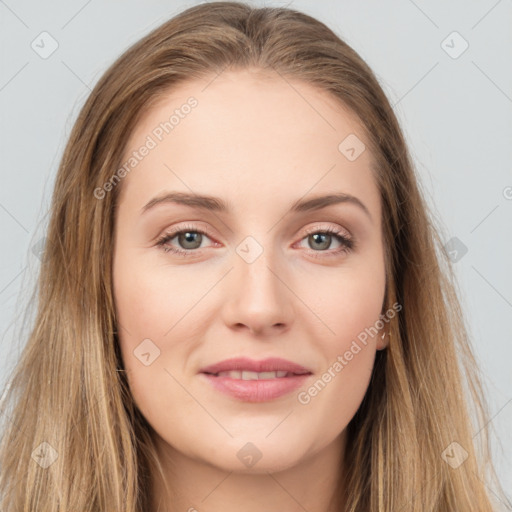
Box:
xmin=116 ymin=69 xmax=379 ymax=217
xmin=124 ymin=68 xmax=369 ymax=153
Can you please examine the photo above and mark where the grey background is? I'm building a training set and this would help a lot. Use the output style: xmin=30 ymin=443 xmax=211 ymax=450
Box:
xmin=1 ymin=0 xmax=511 ymax=506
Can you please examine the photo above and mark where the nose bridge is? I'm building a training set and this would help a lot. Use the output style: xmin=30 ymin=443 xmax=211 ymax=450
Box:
xmin=222 ymin=232 xmax=294 ymax=332
xmin=235 ymin=233 xmax=283 ymax=302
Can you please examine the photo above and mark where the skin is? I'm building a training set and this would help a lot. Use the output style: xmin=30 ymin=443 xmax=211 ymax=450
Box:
xmin=112 ymin=68 xmax=387 ymax=512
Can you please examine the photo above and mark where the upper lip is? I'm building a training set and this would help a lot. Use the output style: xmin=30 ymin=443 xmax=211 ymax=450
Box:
xmin=200 ymin=357 xmax=312 ymax=375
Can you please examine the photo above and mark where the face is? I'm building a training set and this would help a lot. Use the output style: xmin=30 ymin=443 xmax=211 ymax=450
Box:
xmin=112 ymin=69 xmax=387 ymax=474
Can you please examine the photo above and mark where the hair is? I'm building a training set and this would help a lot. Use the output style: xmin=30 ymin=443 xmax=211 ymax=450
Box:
xmin=0 ymin=1 xmax=507 ymax=510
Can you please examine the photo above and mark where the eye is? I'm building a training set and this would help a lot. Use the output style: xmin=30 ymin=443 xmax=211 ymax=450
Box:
xmin=155 ymin=224 xmax=355 ymax=258
xmin=296 ymin=226 xmax=354 ymax=258
xmin=155 ymin=223 xmax=217 ymax=257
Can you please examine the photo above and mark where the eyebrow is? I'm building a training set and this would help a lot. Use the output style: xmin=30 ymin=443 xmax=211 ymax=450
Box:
xmin=141 ymin=191 xmax=372 ymax=221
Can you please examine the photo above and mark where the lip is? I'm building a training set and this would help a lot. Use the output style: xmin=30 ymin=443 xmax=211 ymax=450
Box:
xmin=199 ymin=357 xmax=312 ymax=402
xmin=199 ymin=357 xmax=312 ymax=375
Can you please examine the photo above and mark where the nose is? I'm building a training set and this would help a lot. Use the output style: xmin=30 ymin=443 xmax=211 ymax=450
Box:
xmin=221 ymin=243 xmax=295 ymax=337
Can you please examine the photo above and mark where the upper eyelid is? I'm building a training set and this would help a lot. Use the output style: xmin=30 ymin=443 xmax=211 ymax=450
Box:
xmin=302 ymin=224 xmax=351 ymax=237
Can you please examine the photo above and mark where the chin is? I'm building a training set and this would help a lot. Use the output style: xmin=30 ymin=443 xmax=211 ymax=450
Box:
xmin=201 ymin=435 xmax=310 ymax=474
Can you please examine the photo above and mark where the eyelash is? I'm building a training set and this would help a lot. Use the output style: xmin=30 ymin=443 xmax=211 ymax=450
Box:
xmin=155 ymin=223 xmax=355 ymax=259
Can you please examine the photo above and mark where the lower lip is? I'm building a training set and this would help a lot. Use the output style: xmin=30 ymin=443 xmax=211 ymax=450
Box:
xmin=200 ymin=373 xmax=311 ymax=402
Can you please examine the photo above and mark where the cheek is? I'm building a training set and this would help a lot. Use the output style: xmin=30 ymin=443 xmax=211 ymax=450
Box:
xmin=308 ymin=262 xmax=386 ymax=345
xmin=112 ymin=252 xmax=209 ymax=407
xmin=113 ymin=250 xmax=205 ymax=340
xmin=294 ymin=270 xmax=384 ymax=441
xmin=297 ymin=256 xmax=385 ymax=392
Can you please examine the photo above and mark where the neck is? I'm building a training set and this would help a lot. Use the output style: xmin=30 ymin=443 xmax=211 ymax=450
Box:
xmin=149 ymin=431 xmax=346 ymax=512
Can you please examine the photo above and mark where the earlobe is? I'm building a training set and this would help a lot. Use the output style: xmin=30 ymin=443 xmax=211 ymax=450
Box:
xmin=377 ymin=329 xmax=390 ymax=350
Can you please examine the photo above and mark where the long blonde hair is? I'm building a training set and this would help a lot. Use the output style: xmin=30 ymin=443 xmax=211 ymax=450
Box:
xmin=0 ymin=2 xmax=507 ymax=510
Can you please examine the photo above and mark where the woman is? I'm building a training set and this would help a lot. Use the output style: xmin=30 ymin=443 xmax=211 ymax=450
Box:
xmin=0 ymin=2 xmax=507 ymax=510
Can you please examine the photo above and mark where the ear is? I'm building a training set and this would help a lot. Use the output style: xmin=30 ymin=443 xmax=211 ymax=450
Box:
xmin=376 ymin=328 xmax=389 ymax=351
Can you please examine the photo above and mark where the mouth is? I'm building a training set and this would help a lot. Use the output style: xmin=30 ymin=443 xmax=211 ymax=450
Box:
xmin=198 ymin=357 xmax=313 ymax=401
